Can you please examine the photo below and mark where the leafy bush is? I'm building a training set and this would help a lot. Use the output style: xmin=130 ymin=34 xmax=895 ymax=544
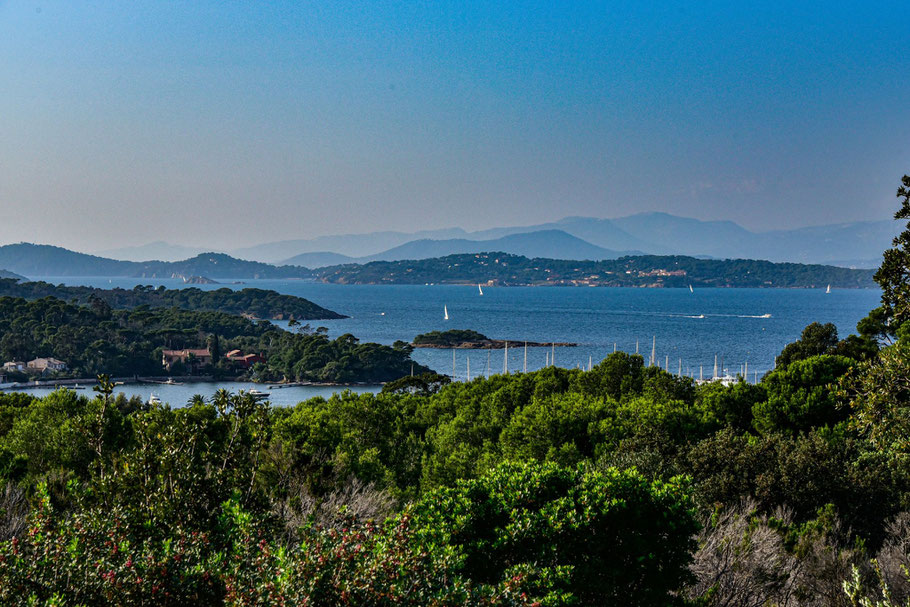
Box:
xmin=409 ymin=460 xmax=699 ymax=606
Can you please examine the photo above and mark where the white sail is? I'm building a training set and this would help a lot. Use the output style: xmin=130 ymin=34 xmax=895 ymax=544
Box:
xmin=826 ymin=284 xmax=831 ymax=294
xmin=689 ymin=284 xmax=694 ymax=293
xmin=444 ymin=305 xmax=449 ymax=320
xmin=478 ymin=284 xmax=484 ymax=295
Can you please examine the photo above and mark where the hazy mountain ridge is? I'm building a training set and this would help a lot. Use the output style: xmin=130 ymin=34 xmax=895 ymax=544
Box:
xmin=0 ymin=244 xmax=312 ymax=279
xmin=281 ymin=230 xmax=638 ymax=267
xmin=0 ymin=268 xmax=27 ymax=281
xmin=82 ymin=213 xmax=898 ymax=268
xmin=226 ymin=213 xmax=900 ymax=268
xmin=96 ymin=241 xmax=214 ymax=262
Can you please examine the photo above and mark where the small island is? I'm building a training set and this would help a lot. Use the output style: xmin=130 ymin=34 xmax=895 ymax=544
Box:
xmin=413 ymin=329 xmax=576 ymax=349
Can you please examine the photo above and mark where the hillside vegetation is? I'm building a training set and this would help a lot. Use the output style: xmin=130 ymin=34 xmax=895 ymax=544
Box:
xmin=0 ymin=279 xmax=344 ymax=320
xmin=0 ymin=295 xmax=422 ymax=383
xmin=316 ymin=252 xmax=876 ymax=288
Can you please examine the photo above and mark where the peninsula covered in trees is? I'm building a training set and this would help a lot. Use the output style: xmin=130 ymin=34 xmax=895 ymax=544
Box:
xmin=0 ymin=294 xmax=423 ymax=383
xmin=0 ymin=278 xmax=345 ymax=320
xmin=316 ymin=253 xmax=876 ymax=288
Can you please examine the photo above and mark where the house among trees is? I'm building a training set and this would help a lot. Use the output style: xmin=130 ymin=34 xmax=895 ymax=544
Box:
xmin=26 ymin=358 xmax=68 ymax=373
xmin=161 ymin=348 xmax=212 ymax=372
xmin=2 ymin=361 xmax=26 ymax=372
xmin=225 ymin=349 xmax=265 ymax=369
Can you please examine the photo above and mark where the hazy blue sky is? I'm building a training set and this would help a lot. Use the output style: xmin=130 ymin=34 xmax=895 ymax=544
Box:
xmin=1 ymin=1 xmax=908 ymax=251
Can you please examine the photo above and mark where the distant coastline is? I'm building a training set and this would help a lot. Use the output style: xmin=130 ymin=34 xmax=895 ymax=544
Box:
xmin=0 ymin=242 xmax=877 ymax=289
xmin=316 ymin=253 xmax=876 ymax=289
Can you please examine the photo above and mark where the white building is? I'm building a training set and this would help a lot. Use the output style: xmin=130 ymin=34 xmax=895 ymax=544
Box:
xmin=27 ymin=358 xmax=68 ymax=373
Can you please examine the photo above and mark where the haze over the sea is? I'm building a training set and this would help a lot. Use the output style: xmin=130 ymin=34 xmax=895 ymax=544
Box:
xmin=1 ymin=1 xmax=908 ymax=252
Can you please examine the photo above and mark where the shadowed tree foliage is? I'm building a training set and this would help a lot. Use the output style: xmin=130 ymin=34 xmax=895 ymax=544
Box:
xmin=874 ymin=174 xmax=910 ymax=334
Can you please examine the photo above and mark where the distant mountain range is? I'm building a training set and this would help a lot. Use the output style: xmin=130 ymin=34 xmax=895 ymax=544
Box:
xmin=94 ymin=212 xmax=894 ymax=268
xmin=0 ymin=269 xmax=27 ymax=281
xmin=281 ymin=230 xmax=640 ymax=267
xmin=0 ymin=244 xmax=310 ymax=279
xmin=96 ymin=241 xmax=212 ymax=262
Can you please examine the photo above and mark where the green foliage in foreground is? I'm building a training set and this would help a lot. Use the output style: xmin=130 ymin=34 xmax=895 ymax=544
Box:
xmin=0 ymin=386 xmax=697 ymax=606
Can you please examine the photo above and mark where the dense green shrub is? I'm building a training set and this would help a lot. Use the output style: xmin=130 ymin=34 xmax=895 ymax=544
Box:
xmin=409 ymin=461 xmax=698 ymax=606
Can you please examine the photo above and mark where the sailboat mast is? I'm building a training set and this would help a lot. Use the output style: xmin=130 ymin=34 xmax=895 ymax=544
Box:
xmin=467 ymin=356 xmax=471 ymax=381
xmin=452 ymin=348 xmax=456 ymax=379
xmin=504 ymin=342 xmax=509 ymax=374
xmin=650 ymin=336 xmax=656 ymax=367
xmin=523 ymin=342 xmax=527 ymax=373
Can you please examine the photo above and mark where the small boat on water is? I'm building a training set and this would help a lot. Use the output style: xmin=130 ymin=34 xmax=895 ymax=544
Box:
xmin=444 ymin=305 xmax=449 ymax=320
xmin=148 ymin=394 xmax=162 ymax=405
xmin=478 ymin=284 xmax=484 ymax=296
xmin=249 ymin=389 xmax=268 ymax=400
xmin=689 ymin=285 xmax=694 ymax=293
xmin=826 ymin=284 xmax=831 ymax=294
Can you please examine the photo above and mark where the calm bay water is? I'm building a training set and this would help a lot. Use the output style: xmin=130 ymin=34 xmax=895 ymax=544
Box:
xmin=6 ymin=276 xmax=881 ymax=405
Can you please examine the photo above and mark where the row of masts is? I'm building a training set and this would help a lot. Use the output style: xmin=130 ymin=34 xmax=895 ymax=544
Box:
xmin=453 ymin=341 xmax=558 ymax=379
xmin=445 ymin=336 xmax=770 ymax=384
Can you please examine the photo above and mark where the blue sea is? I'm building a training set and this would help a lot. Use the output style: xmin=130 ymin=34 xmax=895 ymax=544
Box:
xmin=6 ymin=276 xmax=881 ymax=405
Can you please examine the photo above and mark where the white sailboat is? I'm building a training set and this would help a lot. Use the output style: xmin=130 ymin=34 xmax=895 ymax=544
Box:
xmin=444 ymin=305 xmax=449 ymax=320
xmin=825 ymin=284 xmax=831 ymax=294
xmin=689 ymin=284 xmax=694 ymax=293
xmin=478 ymin=284 xmax=484 ymax=296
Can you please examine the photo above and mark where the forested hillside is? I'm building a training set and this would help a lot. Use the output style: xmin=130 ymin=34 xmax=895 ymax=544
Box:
xmin=0 ymin=295 xmax=423 ymax=383
xmin=0 ymin=279 xmax=344 ymax=320
xmin=316 ymin=252 xmax=876 ymax=288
